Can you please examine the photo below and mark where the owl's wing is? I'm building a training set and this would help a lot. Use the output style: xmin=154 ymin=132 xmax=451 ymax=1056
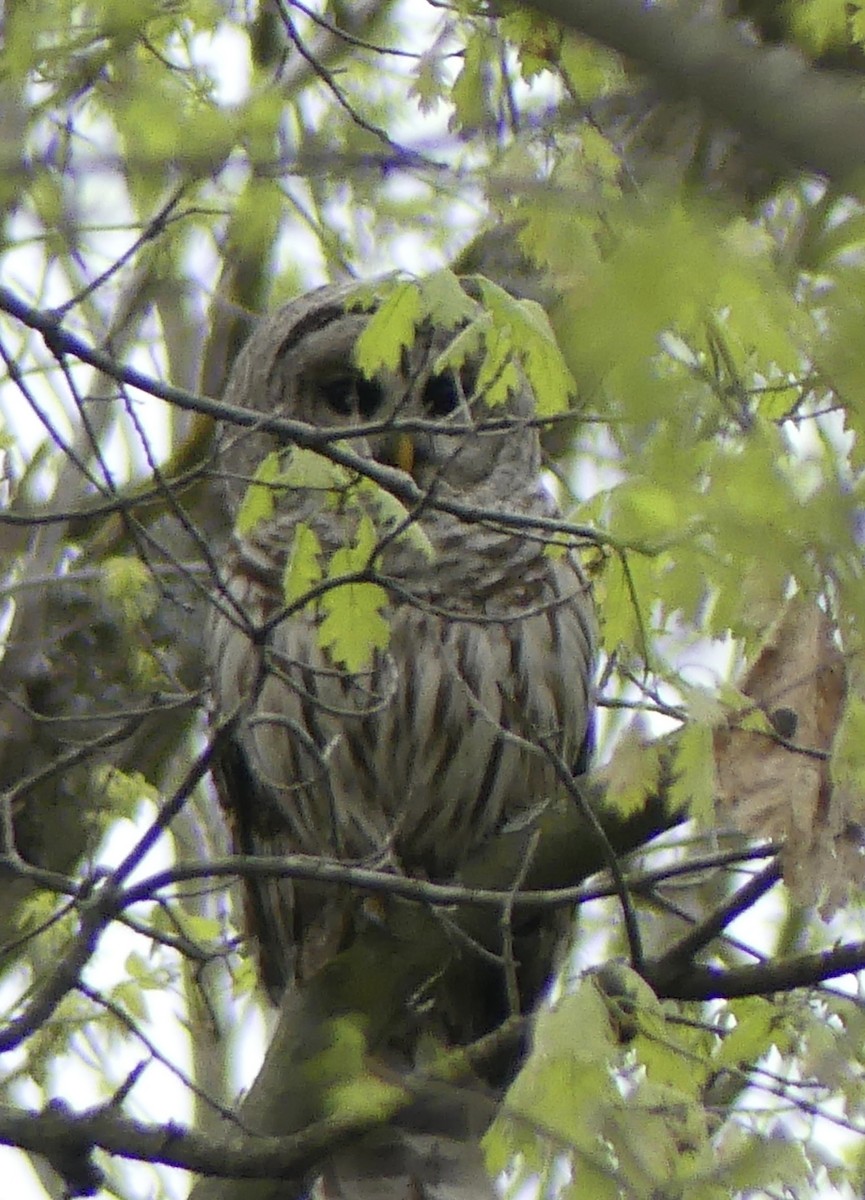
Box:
xmin=574 ymin=709 xmax=596 ymax=777
xmin=212 ymin=734 xmax=299 ymax=1002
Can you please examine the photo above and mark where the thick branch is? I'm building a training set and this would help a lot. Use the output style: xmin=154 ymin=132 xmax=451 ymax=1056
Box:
xmin=522 ymin=0 xmax=865 ymax=186
xmin=0 ymin=1099 xmax=382 ymax=1187
xmin=648 ymin=938 xmax=865 ymax=1000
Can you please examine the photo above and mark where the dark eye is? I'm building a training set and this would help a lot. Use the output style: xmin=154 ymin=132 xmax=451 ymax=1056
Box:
xmin=422 ymin=372 xmax=460 ymax=417
xmin=321 ymin=379 xmax=353 ymax=416
xmin=320 ymin=375 xmax=384 ymax=419
xmin=357 ymin=377 xmax=384 ymax=419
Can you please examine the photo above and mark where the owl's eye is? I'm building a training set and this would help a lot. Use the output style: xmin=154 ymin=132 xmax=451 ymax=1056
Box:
xmin=421 ymin=364 xmax=479 ymax=418
xmin=356 ymin=377 xmax=384 ymax=419
xmin=321 ymin=380 xmax=352 ymax=416
xmin=422 ymin=372 xmax=460 ymax=417
xmin=320 ymin=375 xmax=384 ymax=419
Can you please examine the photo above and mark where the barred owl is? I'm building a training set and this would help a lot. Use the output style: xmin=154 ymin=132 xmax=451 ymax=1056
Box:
xmin=206 ymin=280 xmax=596 ymax=1198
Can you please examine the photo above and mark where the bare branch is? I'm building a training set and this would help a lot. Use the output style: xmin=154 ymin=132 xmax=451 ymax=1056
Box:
xmin=648 ymin=937 xmax=865 ymax=1000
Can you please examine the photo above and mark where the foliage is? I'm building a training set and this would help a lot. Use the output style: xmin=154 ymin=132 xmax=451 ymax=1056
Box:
xmin=5 ymin=1 xmax=865 ymax=1199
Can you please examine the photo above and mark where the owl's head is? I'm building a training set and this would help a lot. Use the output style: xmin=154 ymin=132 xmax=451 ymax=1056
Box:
xmin=218 ymin=280 xmax=543 ymax=505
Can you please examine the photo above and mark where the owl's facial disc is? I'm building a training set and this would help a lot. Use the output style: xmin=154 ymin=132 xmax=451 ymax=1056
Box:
xmin=371 ymin=363 xmax=476 ymax=485
xmin=300 ymin=331 xmax=529 ymax=491
xmin=310 ymin=357 xmax=482 ymax=484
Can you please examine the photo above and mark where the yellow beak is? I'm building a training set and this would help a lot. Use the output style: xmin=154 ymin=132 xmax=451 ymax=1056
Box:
xmin=393 ymin=432 xmax=415 ymax=476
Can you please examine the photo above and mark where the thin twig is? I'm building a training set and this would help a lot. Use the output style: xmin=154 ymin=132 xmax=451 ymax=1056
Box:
xmin=540 ymin=736 xmax=645 ymax=974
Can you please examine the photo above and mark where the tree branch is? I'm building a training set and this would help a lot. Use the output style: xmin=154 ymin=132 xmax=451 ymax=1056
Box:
xmin=522 ymin=0 xmax=865 ymax=186
xmin=650 ymin=860 xmax=783 ymax=979
xmin=0 ymin=1099 xmax=381 ymax=1189
xmin=647 ymin=937 xmax=865 ymax=1000
xmin=116 ymin=839 xmax=779 ymax=915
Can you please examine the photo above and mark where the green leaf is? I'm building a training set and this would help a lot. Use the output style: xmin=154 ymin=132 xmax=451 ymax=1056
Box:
xmin=309 ymin=1013 xmax=409 ymax=1122
xmin=232 ymin=956 xmax=259 ymax=998
xmin=559 ymin=36 xmax=621 ymax=102
xmin=722 ymin=1134 xmax=808 ymax=1193
xmin=110 ymin=980 xmax=148 ymax=1023
xmin=100 ymin=555 xmax=158 ymax=626
xmin=604 ymin=729 xmax=663 ymax=817
xmin=560 ymin=1164 xmax=621 ymax=1200
xmin=831 ymin=693 xmax=865 ymax=795
xmin=91 ymin=765 xmax=159 ymax=818
xmin=327 ymin=1076 xmax=407 ymax=1122
xmin=281 ymin=446 xmax=351 ymax=492
xmin=432 ymin=318 xmax=485 ymax=378
xmin=354 ymin=280 xmax=422 ymax=376
xmin=229 ymin=176 xmax=283 ymax=259
xmin=853 ymin=1 xmax=865 ymax=44
xmin=498 ymin=10 xmax=559 ymax=82
xmin=593 ymin=962 xmax=663 ymax=1042
xmin=308 ymin=1014 xmax=366 ymax=1083
xmin=127 ymin=645 xmax=166 ymax=690
xmin=474 ymin=322 xmax=520 ymax=407
xmin=604 ymin=1082 xmax=704 ymax=1191
xmin=612 ymin=478 xmax=682 ymax=545
xmin=596 ymin=549 xmax=652 ymax=655
xmin=282 ymin=523 xmax=323 ymax=608
xmin=667 ymin=722 xmax=717 ymax=826
xmin=235 ymin=450 xmax=285 ymax=535
xmin=357 ymin=477 xmax=435 ymax=560
xmin=237 ymin=90 xmax=283 ymax=163
xmin=450 ymin=30 xmax=495 ymax=134
xmin=517 ymin=199 xmax=601 ymax=281
xmin=319 ymin=516 xmax=391 ymax=671
xmin=635 ymin=1003 xmax=713 ymax=1098
xmin=409 ymin=47 xmax=449 ymax=115
xmin=714 ymin=997 xmax=777 ymax=1068
xmin=179 ymin=913 xmax=222 ymax=943
xmin=417 ymin=268 xmax=477 ymax=330
xmin=791 ymin=0 xmax=850 ymax=53
xmin=124 ymin=950 xmax=170 ymax=991
xmin=495 ymin=980 xmax=620 ymax=1164
xmin=476 ymin=277 xmax=576 ymax=414
xmin=533 ymin=982 xmax=618 ymax=1066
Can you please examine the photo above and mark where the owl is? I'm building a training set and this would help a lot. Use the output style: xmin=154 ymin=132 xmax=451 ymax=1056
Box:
xmin=206 ymin=278 xmax=596 ymax=1196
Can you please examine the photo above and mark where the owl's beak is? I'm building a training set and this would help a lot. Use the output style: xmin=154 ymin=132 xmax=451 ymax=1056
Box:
xmin=384 ymin=432 xmax=415 ymax=477
xmin=378 ymin=431 xmax=438 ymax=482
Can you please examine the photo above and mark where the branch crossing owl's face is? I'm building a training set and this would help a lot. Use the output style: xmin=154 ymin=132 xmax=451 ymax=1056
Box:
xmin=221 ymin=283 xmax=540 ymax=507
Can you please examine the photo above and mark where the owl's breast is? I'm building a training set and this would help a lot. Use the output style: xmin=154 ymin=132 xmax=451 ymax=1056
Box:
xmin=209 ymin=508 xmax=595 ymax=875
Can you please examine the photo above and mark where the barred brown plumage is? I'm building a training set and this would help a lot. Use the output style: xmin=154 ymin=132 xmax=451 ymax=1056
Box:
xmin=206 ymin=280 xmax=596 ymax=1199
